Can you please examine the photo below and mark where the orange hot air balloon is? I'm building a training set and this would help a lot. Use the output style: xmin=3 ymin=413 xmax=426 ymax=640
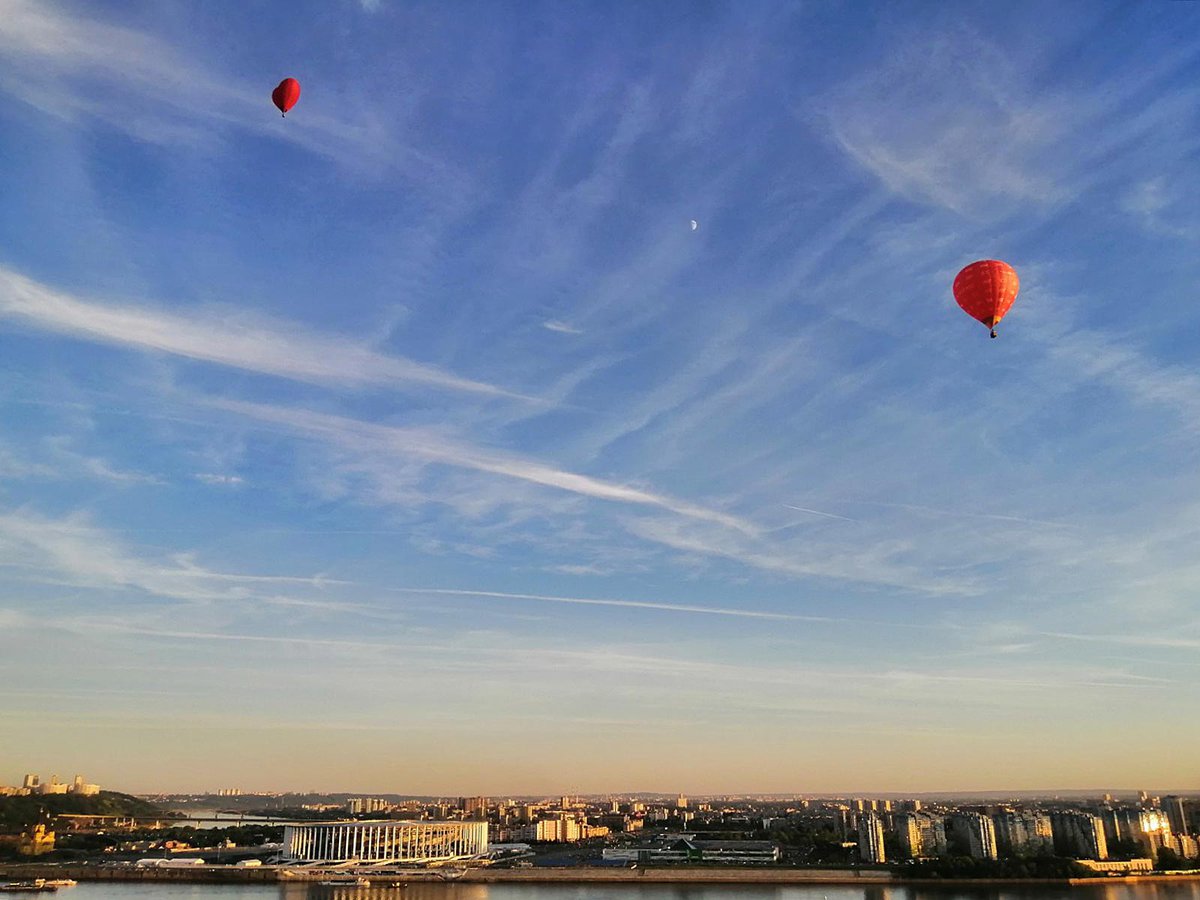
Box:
xmin=272 ymin=77 xmax=301 ymax=117
xmin=953 ymin=259 xmax=1020 ymax=339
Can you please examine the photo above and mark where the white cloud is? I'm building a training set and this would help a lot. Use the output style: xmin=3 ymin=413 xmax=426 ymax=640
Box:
xmin=388 ymin=586 xmax=833 ymax=622
xmin=824 ymin=29 xmax=1068 ymax=214
xmin=0 ymin=446 xmax=57 ymax=479
xmin=542 ymin=320 xmax=582 ymax=335
xmin=1121 ymin=177 xmax=1198 ymax=239
xmin=213 ymin=398 xmax=757 ymax=534
xmin=0 ymin=436 xmax=158 ymax=484
xmin=0 ymin=0 xmax=397 ymax=166
xmin=193 ymin=473 xmax=244 ymax=486
xmin=0 ymin=508 xmax=344 ymax=605
xmin=623 ymin=515 xmax=979 ymax=595
xmin=0 ymin=266 xmax=527 ymax=400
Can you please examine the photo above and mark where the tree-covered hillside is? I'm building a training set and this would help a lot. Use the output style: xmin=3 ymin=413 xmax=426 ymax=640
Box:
xmin=0 ymin=792 xmax=165 ymax=829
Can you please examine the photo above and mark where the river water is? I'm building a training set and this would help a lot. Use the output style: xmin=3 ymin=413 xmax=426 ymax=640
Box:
xmin=32 ymin=881 xmax=1200 ymax=900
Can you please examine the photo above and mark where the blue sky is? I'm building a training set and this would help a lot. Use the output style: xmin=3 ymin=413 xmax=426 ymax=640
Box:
xmin=1 ymin=0 xmax=1199 ymax=796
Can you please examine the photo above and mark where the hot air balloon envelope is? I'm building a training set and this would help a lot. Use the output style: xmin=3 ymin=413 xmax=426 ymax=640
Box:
xmin=272 ymin=78 xmax=301 ymax=116
xmin=953 ymin=259 xmax=1019 ymax=338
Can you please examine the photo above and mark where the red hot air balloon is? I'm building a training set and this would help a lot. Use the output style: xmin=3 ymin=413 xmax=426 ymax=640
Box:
xmin=272 ymin=77 xmax=301 ymax=117
xmin=953 ymin=259 xmax=1020 ymax=339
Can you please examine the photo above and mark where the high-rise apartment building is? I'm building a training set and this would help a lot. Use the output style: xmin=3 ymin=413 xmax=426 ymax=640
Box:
xmin=1050 ymin=811 xmax=1108 ymax=860
xmin=348 ymin=798 xmax=389 ymax=815
xmin=1177 ymin=835 xmax=1199 ymax=859
xmin=461 ymin=797 xmax=488 ymax=819
xmin=1162 ymin=797 xmax=1188 ymax=837
xmin=896 ymin=813 xmax=921 ymax=858
xmin=993 ymin=810 xmax=1053 ymax=856
xmin=947 ymin=812 xmax=998 ymax=860
xmin=857 ymin=813 xmax=886 ymax=863
xmin=1133 ymin=810 xmax=1174 ymax=860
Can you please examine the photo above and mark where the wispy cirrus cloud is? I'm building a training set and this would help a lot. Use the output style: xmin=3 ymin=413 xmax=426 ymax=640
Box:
xmin=212 ymin=397 xmax=757 ymax=534
xmin=389 ymin=586 xmax=828 ymax=622
xmin=623 ymin=515 xmax=979 ymax=595
xmin=542 ymin=320 xmax=582 ymax=335
xmin=824 ymin=29 xmax=1069 ymax=215
xmin=0 ymin=266 xmax=527 ymax=400
xmin=193 ymin=473 xmax=244 ymax=486
xmin=0 ymin=507 xmax=345 ymax=605
xmin=0 ymin=0 xmax=398 ymax=166
xmin=823 ymin=21 xmax=1200 ymax=223
xmin=0 ymin=435 xmax=159 ymax=485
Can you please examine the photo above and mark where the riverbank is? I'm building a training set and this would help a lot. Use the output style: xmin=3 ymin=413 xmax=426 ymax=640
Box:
xmin=3 ymin=863 xmax=1200 ymax=888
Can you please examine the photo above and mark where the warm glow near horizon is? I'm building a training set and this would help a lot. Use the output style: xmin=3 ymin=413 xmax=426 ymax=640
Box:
xmin=1 ymin=0 xmax=1198 ymax=792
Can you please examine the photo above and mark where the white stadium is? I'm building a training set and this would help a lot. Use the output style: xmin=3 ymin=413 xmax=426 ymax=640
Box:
xmin=282 ymin=820 xmax=488 ymax=865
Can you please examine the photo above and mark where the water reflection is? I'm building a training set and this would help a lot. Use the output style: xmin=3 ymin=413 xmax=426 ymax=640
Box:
xmin=50 ymin=878 xmax=1200 ymax=900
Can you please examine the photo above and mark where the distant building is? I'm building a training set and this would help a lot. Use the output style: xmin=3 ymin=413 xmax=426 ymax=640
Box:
xmin=22 ymin=775 xmax=39 ymax=790
xmin=1177 ymin=834 xmax=1199 ymax=859
xmin=1076 ymin=858 xmax=1153 ymax=874
xmin=1051 ymin=811 xmax=1108 ymax=860
xmin=18 ymin=823 xmax=55 ymax=857
xmin=993 ymin=810 xmax=1053 ymax=856
xmin=1131 ymin=809 xmax=1174 ymax=860
xmin=676 ymin=794 xmax=688 ymax=809
xmin=947 ymin=812 xmax=998 ymax=860
xmin=896 ymin=813 xmax=947 ymax=858
xmin=1163 ymin=797 xmax=1189 ymax=838
xmin=461 ymin=797 xmax=489 ymax=818
xmin=348 ymin=798 xmax=390 ymax=815
xmin=533 ymin=814 xmax=609 ymax=842
xmin=70 ymin=775 xmax=100 ymax=796
xmin=603 ymin=838 xmax=780 ymax=865
xmin=857 ymin=813 xmax=886 ymax=863
xmin=896 ymin=814 xmax=921 ymax=858
xmin=536 ymin=817 xmax=580 ymax=843
xmin=39 ymin=777 xmax=69 ymax=796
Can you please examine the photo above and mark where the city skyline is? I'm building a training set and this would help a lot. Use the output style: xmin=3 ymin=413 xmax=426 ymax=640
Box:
xmin=2 ymin=0 xmax=1200 ymax=793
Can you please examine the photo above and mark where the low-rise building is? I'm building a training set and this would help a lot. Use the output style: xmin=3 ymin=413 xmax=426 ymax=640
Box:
xmin=18 ymin=823 xmax=55 ymax=857
xmin=602 ymin=838 xmax=780 ymax=865
xmin=1075 ymin=858 xmax=1153 ymax=874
